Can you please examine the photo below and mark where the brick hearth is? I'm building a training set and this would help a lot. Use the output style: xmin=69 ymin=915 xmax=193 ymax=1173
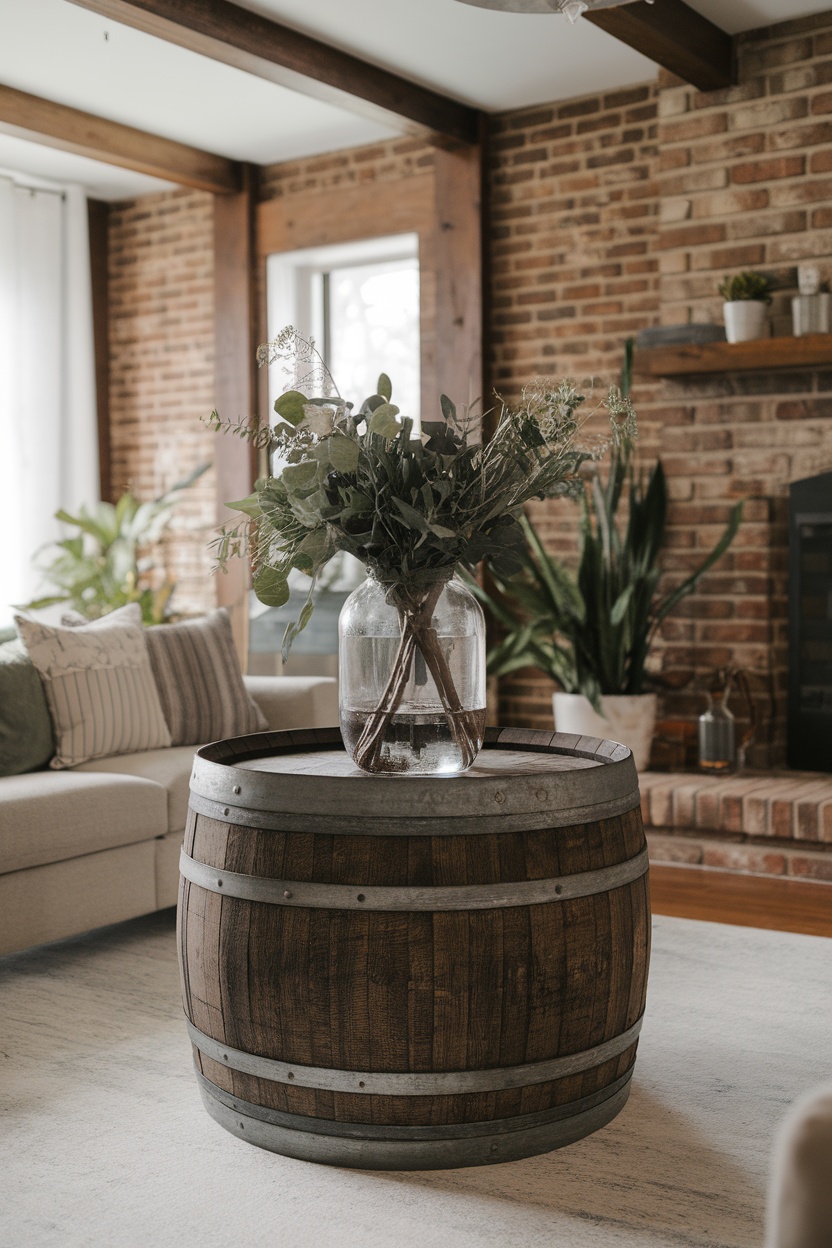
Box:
xmin=641 ymin=770 xmax=832 ymax=881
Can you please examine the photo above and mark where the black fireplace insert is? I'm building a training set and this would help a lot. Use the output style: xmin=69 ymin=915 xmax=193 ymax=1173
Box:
xmin=788 ymin=470 xmax=832 ymax=772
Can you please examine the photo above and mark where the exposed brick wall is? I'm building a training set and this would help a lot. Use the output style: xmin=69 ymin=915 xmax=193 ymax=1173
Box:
xmin=490 ymin=83 xmax=660 ymax=388
xmin=489 ymin=83 xmax=662 ymax=730
xmin=491 ymin=13 xmax=832 ymax=772
xmin=258 ymin=136 xmax=434 ymax=202
xmin=108 ymin=188 xmax=217 ymax=617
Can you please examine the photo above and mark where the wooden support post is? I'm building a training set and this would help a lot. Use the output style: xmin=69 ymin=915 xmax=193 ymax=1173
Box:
xmin=213 ymin=166 xmax=259 ymax=665
xmin=87 ymin=198 xmax=112 ymax=504
xmin=432 ymin=139 xmax=484 ymax=420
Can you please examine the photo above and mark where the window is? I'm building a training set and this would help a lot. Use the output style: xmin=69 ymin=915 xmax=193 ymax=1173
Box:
xmin=266 ymin=233 xmax=420 ymax=426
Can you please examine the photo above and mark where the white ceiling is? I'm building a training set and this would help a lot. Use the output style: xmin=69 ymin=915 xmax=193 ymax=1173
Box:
xmin=238 ymin=0 xmax=829 ymax=104
xmin=0 ymin=0 xmax=825 ymax=199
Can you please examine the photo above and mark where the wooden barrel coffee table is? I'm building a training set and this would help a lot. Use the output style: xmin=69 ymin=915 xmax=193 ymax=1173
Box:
xmin=178 ymin=726 xmax=650 ymax=1170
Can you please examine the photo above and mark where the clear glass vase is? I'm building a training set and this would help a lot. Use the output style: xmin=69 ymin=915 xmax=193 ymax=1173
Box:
xmin=339 ymin=573 xmax=486 ymax=775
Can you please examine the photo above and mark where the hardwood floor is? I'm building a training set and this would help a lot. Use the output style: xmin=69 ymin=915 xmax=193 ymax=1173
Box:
xmin=650 ymin=864 xmax=832 ymax=938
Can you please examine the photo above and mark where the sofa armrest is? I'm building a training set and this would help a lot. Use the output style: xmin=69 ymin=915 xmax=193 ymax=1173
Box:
xmin=243 ymin=675 xmax=338 ymax=733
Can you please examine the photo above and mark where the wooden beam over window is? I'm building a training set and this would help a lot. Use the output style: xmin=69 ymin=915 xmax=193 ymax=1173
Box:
xmin=586 ymin=0 xmax=734 ymax=94
xmin=68 ymin=0 xmax=481 ymax=147
xmin=0 ymin=83 xmax=241 ymax=194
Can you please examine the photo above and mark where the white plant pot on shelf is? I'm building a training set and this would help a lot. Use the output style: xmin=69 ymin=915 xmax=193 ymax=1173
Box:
xmin=553 ymin=692 xmax=657 ymax=772
xmin=723 ymin=300 xmax=769 ymax=344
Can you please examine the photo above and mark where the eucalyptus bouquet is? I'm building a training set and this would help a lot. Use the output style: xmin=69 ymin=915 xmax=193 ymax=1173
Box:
xmin=210 ymin=329 xmax=622 ymax=769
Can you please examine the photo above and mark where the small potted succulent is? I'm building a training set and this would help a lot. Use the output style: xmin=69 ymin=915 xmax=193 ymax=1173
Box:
xmin=718 ymin=271 xmax=773 ymax=344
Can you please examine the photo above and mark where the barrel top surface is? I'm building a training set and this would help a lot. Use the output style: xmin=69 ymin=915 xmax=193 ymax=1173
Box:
xmin=235 ymin=748 xmax=601 ymax=779
xmin=190 ymin=728 xmax=639 ymax=825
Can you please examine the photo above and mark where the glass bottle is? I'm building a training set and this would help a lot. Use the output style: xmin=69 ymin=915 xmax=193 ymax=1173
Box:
xmin=698 ymin=670 xmax=736 ymax=772
xmin=339 ymin=572 xmax=486 ymax=775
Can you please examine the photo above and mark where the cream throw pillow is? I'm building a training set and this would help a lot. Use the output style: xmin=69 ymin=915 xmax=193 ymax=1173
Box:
xmin=15 ymin=604 xmax=171 ymax=769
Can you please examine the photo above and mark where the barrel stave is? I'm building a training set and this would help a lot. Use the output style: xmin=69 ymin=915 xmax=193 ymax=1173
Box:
xmin=183 ymin=884 xmax=647 ymax=1072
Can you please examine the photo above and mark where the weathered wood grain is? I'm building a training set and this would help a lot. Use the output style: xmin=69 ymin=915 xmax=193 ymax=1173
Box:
xmin=180 ymin=736 xmax=651 ymax=1155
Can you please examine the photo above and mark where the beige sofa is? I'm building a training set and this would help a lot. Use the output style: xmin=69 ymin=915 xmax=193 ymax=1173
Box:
xmin=0 ymin=675 xmax=338 ymax=957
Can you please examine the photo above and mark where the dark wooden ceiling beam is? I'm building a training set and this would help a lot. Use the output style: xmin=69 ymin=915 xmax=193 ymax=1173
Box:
xmin=586 ymin=0 xmax=735 ymax=94
xmin=0 ymin=83 xmax=241 ymax=193
xmin=67 ymin=0 xmax=482 ymax=147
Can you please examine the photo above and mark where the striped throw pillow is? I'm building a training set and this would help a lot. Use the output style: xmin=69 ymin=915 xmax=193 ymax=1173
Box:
xmin=143 ymin=609 xmax=268 ymax=746
xmin=15 ymin=604 xmax=172 ymax=769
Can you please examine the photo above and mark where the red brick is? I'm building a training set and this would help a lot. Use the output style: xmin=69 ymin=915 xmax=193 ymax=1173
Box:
xmin=731 ymin=155 xmax=806 ymax=183
xmin=656 ymin=223 xmax=727 ymax=250
xmin=661 ymin=113 xmax=728 ymax=144
xmin=789 ymin=855 xmax=832 ymax=882
xmin=557 ymin=97 xmax=601 ymax=120
xmin=702 ymin=846 xmax=788 ymax=875
xmin=690 ymin=133 xmax=767 ymax=164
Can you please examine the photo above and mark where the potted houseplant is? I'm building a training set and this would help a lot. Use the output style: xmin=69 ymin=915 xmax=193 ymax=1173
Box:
xmin=24 ymin=463 xmax=209 ymax=625
xmin=719 ymin=271 xmax=773 ymax=344
xmin=209 ymin=328 xmax=612 ymax=775
xmin=468 ymin=422 xmax=742 ymax=770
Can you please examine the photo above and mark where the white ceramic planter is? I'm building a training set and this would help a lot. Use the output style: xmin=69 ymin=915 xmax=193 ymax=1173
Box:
xmin=553 ymin=692 xmax=657 ymax=772
xmin=723 ymin=300 xmax=769 ymax=344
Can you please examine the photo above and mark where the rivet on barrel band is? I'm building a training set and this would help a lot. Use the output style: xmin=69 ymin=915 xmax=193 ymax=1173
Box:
xmin=178 ymin=846 xmax=649 ymax=912
xmin=186 ymin=1015 xmax=643 ymax=1096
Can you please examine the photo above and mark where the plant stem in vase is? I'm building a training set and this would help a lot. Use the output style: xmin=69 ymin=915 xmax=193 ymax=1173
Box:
xmin=340 ymin=575 xmax=486 ymax=774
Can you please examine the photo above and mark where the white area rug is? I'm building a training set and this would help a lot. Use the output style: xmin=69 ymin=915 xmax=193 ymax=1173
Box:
xmin=1 ymin=911 xmax=831 ymax=1248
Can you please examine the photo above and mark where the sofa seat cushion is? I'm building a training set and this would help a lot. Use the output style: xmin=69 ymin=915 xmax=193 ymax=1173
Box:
xmin=0 ymin=771 xmax=167 ymax=875
xmin=75 ymin=745 xmax=198 ymax=834
xmin=243 ymin=675 xmax=338 ymax=733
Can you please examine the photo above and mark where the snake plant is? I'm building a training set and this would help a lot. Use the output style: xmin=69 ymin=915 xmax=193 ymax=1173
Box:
xmin=470 ymin=407 xmax=742 ymax=710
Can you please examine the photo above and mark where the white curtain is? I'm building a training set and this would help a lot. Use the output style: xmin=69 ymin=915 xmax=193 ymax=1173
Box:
xmin=0 ymin=178 xmax=99 ymax=626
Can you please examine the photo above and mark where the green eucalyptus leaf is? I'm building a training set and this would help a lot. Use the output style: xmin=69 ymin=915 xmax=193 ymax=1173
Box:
xmin=428 ymin=522 xmax=457 ymax=540
xmin=440 ymin=394 xmax=457 ymax=425
xmin=294 ymin=527 xmax=330 ymax=571
xmin=327 ymin=433 xmax=360 ymax=472
xmin=377 ymin=373 xmax=392 ymax=401
xmin=392 ymin=497 xmax=429 ymax=533
xmin=253 ymin=566 xmax=290 ymax=608
xmin=274 ymin=390 xmax=308 ymax=427
xmin=281 ymin=460 xmax=319 ymax=492
xmin=367 ymin=404 xmax=401 ymax=438
xmin=227 ymin=493 xmax=262 ymax=519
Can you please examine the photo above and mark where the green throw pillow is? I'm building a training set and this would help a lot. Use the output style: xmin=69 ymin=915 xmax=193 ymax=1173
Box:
xmin=0 ymin=639 xmax=54 ymax=775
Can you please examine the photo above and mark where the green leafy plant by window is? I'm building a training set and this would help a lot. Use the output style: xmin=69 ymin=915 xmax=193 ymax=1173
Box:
xmin=24 ymin=463 xmax=209 ymax=625
xmin=718 ymin=271 xmax=773 ymax=304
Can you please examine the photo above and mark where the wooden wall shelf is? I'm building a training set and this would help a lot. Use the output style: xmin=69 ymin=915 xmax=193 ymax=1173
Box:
xmin=636 ymin=333 xmax=832 ymax=377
